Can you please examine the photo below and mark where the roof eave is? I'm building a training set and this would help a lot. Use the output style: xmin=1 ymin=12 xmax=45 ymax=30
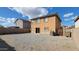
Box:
xmin=30 ymin=13 xmax=61 ymax=22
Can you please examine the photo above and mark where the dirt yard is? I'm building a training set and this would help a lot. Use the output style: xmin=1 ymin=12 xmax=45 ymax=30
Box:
xmin=0 ymin=33 xmax=78 ymax=51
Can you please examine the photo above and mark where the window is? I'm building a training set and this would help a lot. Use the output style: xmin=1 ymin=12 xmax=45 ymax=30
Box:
xmin=44 ymin=27 xmax=48 ymax=31
xmin=36 ymin=19 xmax=40 ymax=23
xmin=32 ymin=20 xmax=35 ymax=22
xmin=44 ymin=18 xmax=48 ymax=22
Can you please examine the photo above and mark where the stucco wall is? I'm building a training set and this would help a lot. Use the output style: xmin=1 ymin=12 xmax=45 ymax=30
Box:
xmin=23 ymin=21 xmax=31 ymax=29
xmin=75 ymin=19 xmax=79 ymax=28
xmin=72 ymin=28 xmax=79 ymax=49
xmin=16 ymin=20 xmax=23 ymax=28
xmin=31 ymin=16 xmax=57 ymax=34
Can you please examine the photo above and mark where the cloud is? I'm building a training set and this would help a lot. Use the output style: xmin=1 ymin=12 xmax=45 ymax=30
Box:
xmin=8 ymin=7 xmax=48 ymax=19
xmin=64 ymin=19 xmax=70 ymax=21
xmin=1 ymin=23 xmax=16 ymax=27
xmin=63 ymin=12 xmax=77 ymax=22
xmin=64 ymin=15 xmax=77 ymax=21
xmin=0 ymin=17 xmax=6 ymax=23
xmin=0 ymin=17 xmax=16 ymax=23
xmin=0 ymin=17 xmax=16 ymax=27
xmin=64 ymin=12 xmax=74 ymax=17
xmin=6 ymin=18 xmax=16 ymax=23
xmin=71 ymin=15 xmax=77 ymax=20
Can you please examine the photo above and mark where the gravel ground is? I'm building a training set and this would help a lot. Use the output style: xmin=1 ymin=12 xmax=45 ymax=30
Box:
xmin=0 ymin=33 xmax=78 ymax=51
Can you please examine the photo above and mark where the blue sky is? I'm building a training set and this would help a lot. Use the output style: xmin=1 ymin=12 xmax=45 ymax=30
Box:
xmin=0 ymin=7 xmax=78 ymax=27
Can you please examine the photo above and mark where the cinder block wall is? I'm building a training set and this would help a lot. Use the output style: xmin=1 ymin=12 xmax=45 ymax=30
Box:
xmin=72 ymin=28 xmax=79 ymax=49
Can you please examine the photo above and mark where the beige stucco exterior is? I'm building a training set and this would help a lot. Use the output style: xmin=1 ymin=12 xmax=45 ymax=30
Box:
xmin=31 ymin=14 xmax=62 ymax=35
xmin=31 ymin=16 xmax=55 ymax=34
xmin=16 ymin=20 xmax=23 ymax=28
xmin=15 ymin=19 xmax=31 ymax=29
xmin=75 ymin=19 xmax=79 ymax=28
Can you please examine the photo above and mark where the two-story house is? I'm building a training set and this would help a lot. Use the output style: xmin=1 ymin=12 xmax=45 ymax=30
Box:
xmin=31 ymin=14 xmax=63 ymax=35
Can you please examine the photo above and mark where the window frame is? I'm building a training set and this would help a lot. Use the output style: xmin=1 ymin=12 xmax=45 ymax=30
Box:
xmin=36 ymin=19 xmax=40 ymax=23
xmin=44 ymin=18 xmax=48 ymax=23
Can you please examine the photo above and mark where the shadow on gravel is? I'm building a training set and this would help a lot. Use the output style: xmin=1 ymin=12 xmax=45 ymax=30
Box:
xmin=0 ymin=38 xmax=16 ymax=51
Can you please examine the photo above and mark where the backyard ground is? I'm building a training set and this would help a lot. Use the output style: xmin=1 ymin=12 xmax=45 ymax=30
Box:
xmin=0 ymin=33 xmax=78 ymax=51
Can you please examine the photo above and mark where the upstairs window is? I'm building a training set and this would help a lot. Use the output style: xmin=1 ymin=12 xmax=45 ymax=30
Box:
xmin=36 ymin=19 xmax=40 ymax=23
xmin=32 ymin=20 xmax=35 ymax=22
xmin=44 ymin=18 xmax=48 ymax=23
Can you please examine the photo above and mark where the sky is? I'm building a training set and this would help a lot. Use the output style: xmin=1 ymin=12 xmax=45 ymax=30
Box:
xmin=0 ymin=7 xmax=78 ymax=27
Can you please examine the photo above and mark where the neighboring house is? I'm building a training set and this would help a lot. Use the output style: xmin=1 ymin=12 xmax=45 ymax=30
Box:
xmin=31 ymin=14 xmax=63 ymax=35
xmin=75 ymin=16 xmax=79 ymax=28
xmin=63 ymin=26 xmax=74 ymax=37
xmin=62 ymin=16 xmax=78 ymax=37
xmin=15 ymin=19 xmax=31 ymax=30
